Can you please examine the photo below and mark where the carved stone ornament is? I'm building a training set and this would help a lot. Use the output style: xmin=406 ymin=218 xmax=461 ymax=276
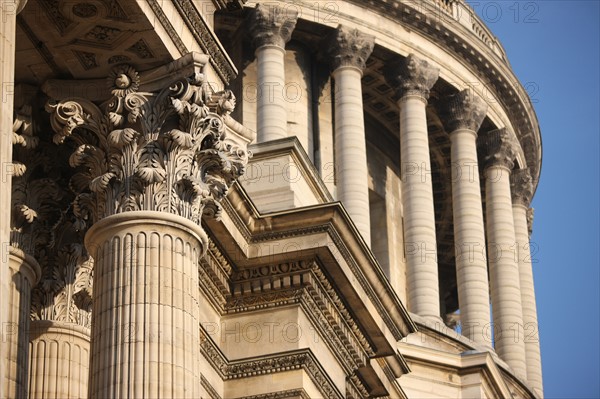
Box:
xmin=11 ymin=105 xmax=64 ymax=255
xmin=385 ymin=54 xmax=440 ymax=100
xmin=527 ymin=207 xmax=534 ymax=238
xmin=248 ymin=3 xmax=298 ymax=49
xmin=440 ymin=89 xmax=488 ymax=133
xmin=325 ymin=25 xmax=375 ymax=71
xmin=478 ymin=128 xmax=517 ymax=170
xmin=510 ymin=168 xmax=534 ymax=207
xmin=46 ymin=64 xmax=251 ymax=231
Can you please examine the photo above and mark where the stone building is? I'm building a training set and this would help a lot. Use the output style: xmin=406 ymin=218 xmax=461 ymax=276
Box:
xmin=0 ymin=0 xmax=543 ymax=398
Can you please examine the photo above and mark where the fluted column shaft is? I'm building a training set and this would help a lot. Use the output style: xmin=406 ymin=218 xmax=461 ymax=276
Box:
xmin=511 ymin=170 xmax=543 ymax=397
xmin=28 ymin=321 xmax=90 ymax=399
xmin=480 ymin=129 xmax=527 ymax=378
xmin=5 ymin=248 xmax=40 ymax=399
xmin=441 ymin=90 xmax=491 ymax=345
xmin=249 ymin=4 xmax=298 ymax=143
xmin=327 ymin=26 xmax=375 ymax=245
xmin=386 ymin=55 xmax=440 ymax=319
xmin=1 ymin=2 xmax=28 ymax=394
xmin=86 ymin=212 xmax=206 ymax=399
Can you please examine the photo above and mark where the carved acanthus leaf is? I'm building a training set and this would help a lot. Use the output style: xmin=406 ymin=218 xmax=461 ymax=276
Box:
xmin=248 ymin=3 xmax=298 ymax=48
xmin=510 ymin=168 xmax=534 ymax=206
xmin=46 ymin=65 xmax=251 ymax=230
xmin=11 ymin=106 xmax=64 ymax=255
xmin=440 ymin=89 xmax=488 ymax=133
xmin=325 ymin=25 xmax=375 ymax=71
xmin=385 ymin=54 xmax=440 ymax=100
xmin=478 ymin=128 xmax=517 ymax=170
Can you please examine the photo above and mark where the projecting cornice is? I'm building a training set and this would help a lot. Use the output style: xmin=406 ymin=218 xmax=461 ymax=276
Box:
xmin=205 ymin=182 xmax=417 ymax=343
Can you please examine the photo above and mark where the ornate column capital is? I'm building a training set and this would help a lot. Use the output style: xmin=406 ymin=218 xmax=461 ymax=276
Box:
xmin=478 ymin=128 xmax=517 ymax=170
xmin=527 ymin=208 xmax=535 ymax=238
xmin=384 ymin=54 xmax=439 ymax=100
xmin=325 ymin=25 xmax=375 ymax=71
xmin=45 ymin=62 xmax=253 ymax=247
xmin=510 ymin=168 xmax=534 ymax=207
xmin=440 ymin=89 xmax=488 ymax=133
xmin=248 ymin=3 xmax=298 ymax=49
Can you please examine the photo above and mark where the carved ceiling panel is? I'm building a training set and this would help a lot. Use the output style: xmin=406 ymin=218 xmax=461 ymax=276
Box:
xmin=15 ymin=0 xmax=174 ymax=83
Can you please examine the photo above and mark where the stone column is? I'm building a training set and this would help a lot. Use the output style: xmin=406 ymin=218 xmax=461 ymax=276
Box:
xmin=29 ymin=321 xmax=90 ymax=399
xmin=86 ymin=212 xmax=205 ymax=398
xmin=5 ymin=248 xmax=40 ymax=399
xmin=440 ymin=90 xmax=491 ymax=345
xmin=511 ymin=169 xmax=543 ymax=396
xmin=325 ymin=26 xmax=375 ymax=245
xmin=46 ymin=63 xmax=253 ymax=398
xmin=248 ymin=3 xmax=298 ymax=142
xmin=1 ymin=2 xmax=28 ymax=395
xmin=479 ymin=128 xmax=527 ymax=378
xmin=385 ymin=55 xmax=441 ymax=320
xmin=28 ymin=233 xmax=93 ymax=398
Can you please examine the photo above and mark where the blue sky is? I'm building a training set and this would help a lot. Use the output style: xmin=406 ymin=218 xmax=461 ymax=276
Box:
xmin=470 ymin=1 xmax=600 ymax=397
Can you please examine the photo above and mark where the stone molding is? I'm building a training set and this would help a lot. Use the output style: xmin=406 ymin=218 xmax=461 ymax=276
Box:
xmin=478 ymin=128 xmax=517 ymax=170
xmin=199 ymin=329 xmax=343 ymax=399
xmin=440 ymin=89 xmax=488 ymax=133
xmin=45 ymin=62 xmax=252 ymax=234
xmin=172 ymin=0 xmax=238 ymax=83
xmin=248 ymin=3 xmax=298 ymax=49
xmin=510 ymin=168 xmax=534 ymax=207
xmin=325 ymin=25 xmax=375 ymax=71
xmin=385 ymin=54 xmax=439 ymax=100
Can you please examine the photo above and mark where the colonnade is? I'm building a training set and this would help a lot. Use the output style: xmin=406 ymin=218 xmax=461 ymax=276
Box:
xmin=0 ymin=2 xmax=542 ymax=398
xmin=246 ymin=5 xmax=542 ymax=394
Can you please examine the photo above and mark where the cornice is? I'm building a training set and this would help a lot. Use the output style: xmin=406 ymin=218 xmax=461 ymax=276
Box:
xmin=199 ymin=329 xmax=343 ymax=399
xmin=171 ymin=0 xmax=238 ymax=83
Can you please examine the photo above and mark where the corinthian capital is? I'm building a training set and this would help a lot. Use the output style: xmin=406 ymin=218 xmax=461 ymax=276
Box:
xmin=325 ymin=25 xmax=375 ymax=71
xmin=510 ymin=168 xmax=534 ymax=207
xmin=527 ymin=208 xmax=534 ymax=238
xmin=385 ymin=54 xmax=439 ymax=100
xmin=478 ymin=128 xmax=517 ymax=170
xmin=248 ymin=3 xmax=298 ymax=49
xmin=440 ymin=89 xmax=488 ymax=133
xmin=45 ymin=61 xmax=253 ymax=237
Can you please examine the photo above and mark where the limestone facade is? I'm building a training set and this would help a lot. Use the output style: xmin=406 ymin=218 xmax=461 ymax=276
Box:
xmin=0 ymin=0 xmax=543 ymax=398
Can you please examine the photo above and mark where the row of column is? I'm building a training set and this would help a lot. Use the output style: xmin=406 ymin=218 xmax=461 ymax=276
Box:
xmin=247 ymin=6 xmax=541 ymax=394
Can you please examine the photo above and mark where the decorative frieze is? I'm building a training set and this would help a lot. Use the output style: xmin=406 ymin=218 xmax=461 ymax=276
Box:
xmin=478 ymin=128 xmax=517 ymax=170
xmin=510 ymin=168 xmax=534 ymax=207
xmin=325 ymin=25 xmax=375 ymax=71
xmin=46 ymin=64 xmax=251 ymax=234
xmin=385 ymin=54 xmax=440 ymax=99
xmin=248 ymin=3 xmax=298 ymax=49
xmin=440 ymin=89 xmax=488 ymax=133
xmin=199 ymin=329 xmax=342 ymax=399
